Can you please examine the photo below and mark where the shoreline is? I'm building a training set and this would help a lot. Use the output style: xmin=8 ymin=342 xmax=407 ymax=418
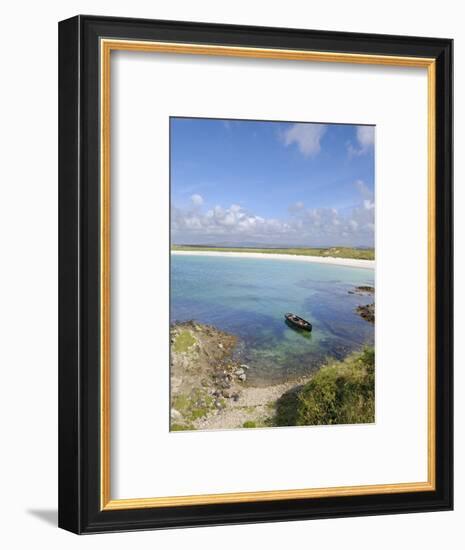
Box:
xmin=170 ymin=315 xmax=374 ymax=431
xmin=171 ymin=249 xmax=375 ymax=270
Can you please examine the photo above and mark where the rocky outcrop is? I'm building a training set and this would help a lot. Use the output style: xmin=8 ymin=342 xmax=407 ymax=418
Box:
xmin=348 ymin=285 xmax=375 ymax=295
xmin=349 ymin=285 xmax=375 ymax=323
xmin=356 ymin=303 xmax=375 ymax=323
xmin=170 ymin=321 xmax=248 ymax=429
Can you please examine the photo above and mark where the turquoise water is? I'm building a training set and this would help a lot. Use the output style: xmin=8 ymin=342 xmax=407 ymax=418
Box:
xmin=171 ymin=254 xmax=374 ymax=385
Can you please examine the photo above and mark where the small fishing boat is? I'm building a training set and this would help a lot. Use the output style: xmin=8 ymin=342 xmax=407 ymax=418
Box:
xmin=285 ymin=313 xmax=312 ymax=332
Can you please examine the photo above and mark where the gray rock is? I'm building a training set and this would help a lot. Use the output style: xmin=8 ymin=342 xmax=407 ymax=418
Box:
xmin=234 ymin=368 xmax=245 ymax=376
xmin=238 ymin=373 xmax=247 ymax=382
xmin=240 ymin=364 xmax=250 ymax=370
xmin=171 ymin=408 xmax=182 ymax=421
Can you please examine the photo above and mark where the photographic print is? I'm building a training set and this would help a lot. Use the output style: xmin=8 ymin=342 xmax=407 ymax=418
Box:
xmin=170 ymin=117 xmax=375 ymax=432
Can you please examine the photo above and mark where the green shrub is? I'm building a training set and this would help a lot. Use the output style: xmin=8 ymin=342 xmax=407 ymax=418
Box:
xmin=276 ymin=347 xmax=374 ymax=426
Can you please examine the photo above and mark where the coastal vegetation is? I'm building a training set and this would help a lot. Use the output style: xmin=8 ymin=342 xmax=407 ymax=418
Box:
xmin=172 ymin=388 xmax=222 ymax=424
xmin=172 ymin=330 xmax=196 ymax=353
xmin=172 ymin=244 xmax=375 ymax=261
xmin=170 ymin=321 xmax=245 ymax=431
xmin=170 ymin=320 xmax=375 ymax=431
xmin=274 ymin=347 xmax=375 ymax=426
xmin=243 ymin=421 xmax=257 ymax=428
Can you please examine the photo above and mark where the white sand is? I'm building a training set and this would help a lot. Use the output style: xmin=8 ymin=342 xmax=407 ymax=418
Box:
xmin=171 ymin=250 xmax=375 ymax=270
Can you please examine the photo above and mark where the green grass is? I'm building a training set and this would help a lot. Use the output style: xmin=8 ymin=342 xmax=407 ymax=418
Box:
xmin=275 ymin=347 xmax=375 ymax=426
xmin=172 ymin=330 xmax=196 ymax=353
xmin=172 ymin=389 xmax=217 ymax=425
xmin=172 ymin=394 xmax=190 ymax=412
xmin=242 ymin=420 xmax=257 ymax=428
xmin=170 ymin=423 xmax=195 ymax=432
xmin=172 ymin=245 xmax=374 ymax=261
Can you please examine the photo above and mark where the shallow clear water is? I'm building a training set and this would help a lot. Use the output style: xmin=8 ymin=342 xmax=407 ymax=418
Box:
xmin=171 ymin=254 xmax=374 ymax=384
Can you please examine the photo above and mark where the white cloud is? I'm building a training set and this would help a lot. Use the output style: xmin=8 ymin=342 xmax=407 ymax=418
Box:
xmin=348 ymin=125 xmax=375 ymax=157
xmin=172 ymin=183 xmax=374 ymax=247
xmin=355 ymin=180 xmax=374 ymax=210
xmin=288 ymin=201 xmax=305 ymax=215
xmin=190 ymin=194 xmax=204 ymax=206
xmin=172 ymin=202 xmax=291 ymax=241
xmin=357 ymin=126 xmax=375 ymax=149
xmin=355 ymin=179 xmax=372 ymax=198
xmin=282 ymin=123 xmax=327 ymax=157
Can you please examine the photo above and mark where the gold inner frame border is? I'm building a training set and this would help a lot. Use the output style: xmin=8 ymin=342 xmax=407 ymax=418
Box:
xmin=99 ymin=38 xmax=436 ymax=510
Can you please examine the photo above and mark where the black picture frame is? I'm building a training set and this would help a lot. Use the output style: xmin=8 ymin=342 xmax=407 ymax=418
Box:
xmin=59 ymin=14 xmax=453 ymax=534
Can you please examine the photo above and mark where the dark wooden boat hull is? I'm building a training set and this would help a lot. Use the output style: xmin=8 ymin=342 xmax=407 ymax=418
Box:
xmin=285 ymin=313 xmax=312 ymax=332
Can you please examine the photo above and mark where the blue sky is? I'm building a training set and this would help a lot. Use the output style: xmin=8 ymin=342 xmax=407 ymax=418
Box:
xmin=170 ymin=117 xmax=375 ymax=247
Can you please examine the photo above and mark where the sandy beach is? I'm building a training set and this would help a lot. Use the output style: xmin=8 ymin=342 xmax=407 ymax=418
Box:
xmin=171 ymin=249 xmax=375 ymax=270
